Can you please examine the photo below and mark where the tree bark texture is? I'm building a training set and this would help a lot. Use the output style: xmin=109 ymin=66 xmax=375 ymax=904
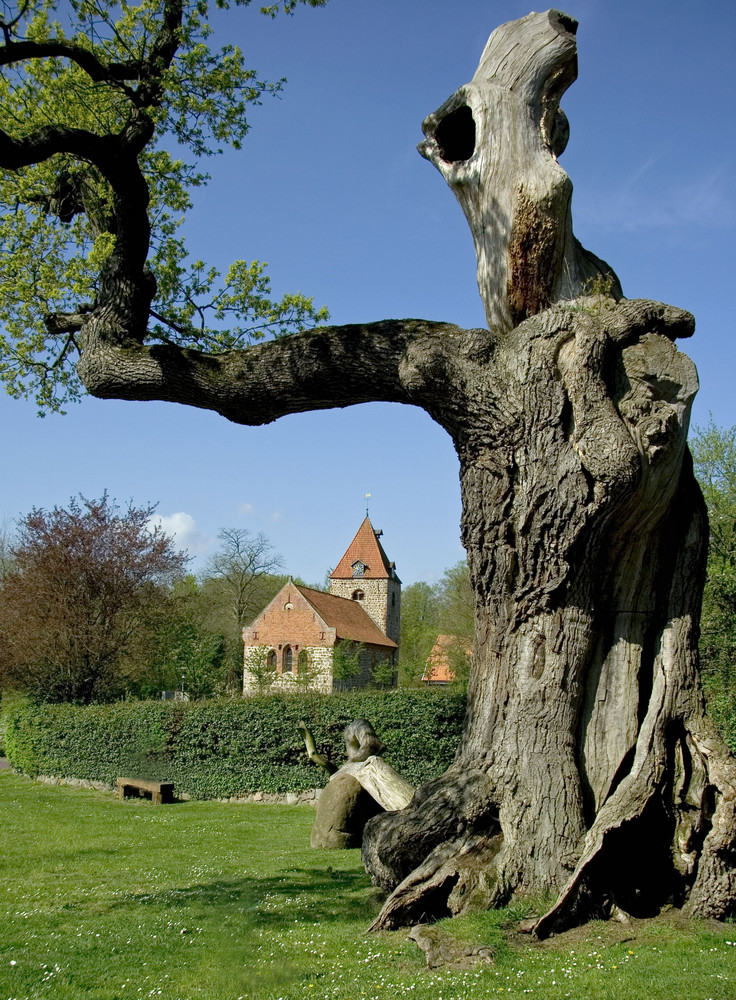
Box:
xmin=67 ymin=10 xmax=736 ymax=934
xmin=361 ymin=11 xmax=736 ymax=934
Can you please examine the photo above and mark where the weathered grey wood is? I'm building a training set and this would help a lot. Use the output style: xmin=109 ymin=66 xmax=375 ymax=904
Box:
xmin=310 ymin=772 xmax=382 ymax=850
xmin=343 ymin=719 xmax=387 ymax=762
xmin=117 ymin=777 xmax=175 ymax=805
xmin=418 ymin=9 xmax=621 ymax=332
xmin=339 ymin=756 xmax=414 ymax=812
xmin=297 ymin=721 xmax=336 ymax=775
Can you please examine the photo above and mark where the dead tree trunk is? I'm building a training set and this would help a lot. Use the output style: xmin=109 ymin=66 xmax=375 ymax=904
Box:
xmin=362 ymin=10 xmax=736 ymax=935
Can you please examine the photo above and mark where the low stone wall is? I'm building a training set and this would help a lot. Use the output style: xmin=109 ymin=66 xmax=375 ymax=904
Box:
xmin=18 ymin=769 xmax=321 ymax=805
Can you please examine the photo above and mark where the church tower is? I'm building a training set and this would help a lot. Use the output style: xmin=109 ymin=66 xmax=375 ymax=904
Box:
xmin=329 ymin=516 xmax=401 ymax=646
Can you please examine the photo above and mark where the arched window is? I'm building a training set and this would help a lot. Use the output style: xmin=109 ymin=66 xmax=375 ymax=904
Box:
xmin=297 ymin=650 xmax=308 ymax=674
xmin=283 ymin=646 xmax=293 ymax=674
xmin=266 ymin=649 xmax=277 ymax=671
xmin=351 ymin=589 xmax=365 ymax=601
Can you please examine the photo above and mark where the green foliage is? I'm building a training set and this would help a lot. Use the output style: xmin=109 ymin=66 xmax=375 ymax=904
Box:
xmin=244 ymin=643 xmax=278 ymax=694
xmin=3 ymin=689 xmax=466 ymax=796
xmin=399 ymin=581 xmax=441 ymax=685
xmin=0 ymin=0 xmax=328 ymax=412
xmin=132 ymin=574 xmax=229 ymax=700
xmin=691 ymin=420 xmax=736 ymax=753
xmin=564 ymin=272 xmax=617 ymax=317
xmin=398 ymin=561 xmax=474 ymax=688
xmin=331 ymin=641 xmax=364 ymax=681
xmin=370 ymin=653 xmax=396 ymax=689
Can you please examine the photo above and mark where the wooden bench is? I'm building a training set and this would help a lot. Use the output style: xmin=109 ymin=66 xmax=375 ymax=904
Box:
xmin=116 ymin=777 xmax=175 ymax=805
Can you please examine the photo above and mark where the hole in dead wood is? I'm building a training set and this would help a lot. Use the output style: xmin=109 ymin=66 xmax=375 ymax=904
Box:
xmin=436 ymin=105 xmax=476 ymax=163
xmin=549 ymin=10 xmax=578 ymax=36
xmin=398 ymin=873 xmax=460 ymax=927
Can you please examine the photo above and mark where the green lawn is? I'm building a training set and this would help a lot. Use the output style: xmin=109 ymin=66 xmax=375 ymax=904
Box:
xmin=1 ymin=769 xmax=735 ymax=1000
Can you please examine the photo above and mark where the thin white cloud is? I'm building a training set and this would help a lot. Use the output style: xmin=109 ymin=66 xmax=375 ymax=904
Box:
xmin=150 ymin=512 xmax=212 ymax=556
xmin=239 ymin=502 xmax=254 ymax=515
xmin=269 ymin=510 xmax=283 ymax=522
xmin=576 ymin=163 xmax=736 ymax=233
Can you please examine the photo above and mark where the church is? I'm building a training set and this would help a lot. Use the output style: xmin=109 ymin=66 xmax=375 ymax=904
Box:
xmin=242 ymin=516 xmax=401 ymax=694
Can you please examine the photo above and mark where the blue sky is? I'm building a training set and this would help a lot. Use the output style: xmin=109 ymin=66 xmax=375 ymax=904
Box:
xmin=1 ymin=0 xmax=734 ymax=586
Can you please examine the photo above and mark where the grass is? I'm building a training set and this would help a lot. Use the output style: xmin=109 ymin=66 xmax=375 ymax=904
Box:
xmin=1 ymin=770 xmax=735 ymax=1000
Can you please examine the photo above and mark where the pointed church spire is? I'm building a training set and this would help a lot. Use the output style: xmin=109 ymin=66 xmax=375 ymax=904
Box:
xmin=329 ymin=516 xmax=398 ymax=581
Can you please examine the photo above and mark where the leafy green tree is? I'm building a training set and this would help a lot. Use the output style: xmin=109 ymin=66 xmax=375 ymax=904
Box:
xmin=398 ymin=581 xmax=440 ymax=686
xmin=243 ymin=644 xmax=278 ymax=695
xmin=691 ymin=420 xmax=736 ymax=751
xmin=436 ymin=560 xmax=474 ymax=641
xmin=332 ymin=641 xmax=364 ymax=683
xmin=199 ymin=533 xmax=285 ymax=692
xmin=0 ymin=493 xmax=185 ymax=703
xmin=0 ymin=0 xmax=327 ymax=412
xmin=135 ymin=574 xmax=227 ymax=699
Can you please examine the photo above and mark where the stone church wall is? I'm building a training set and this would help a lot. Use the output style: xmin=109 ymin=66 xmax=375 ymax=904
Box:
xmin=329 ymin=577 xmax=401 ymax=645
xmin=243 ymin=645 xmax=333 ymax=696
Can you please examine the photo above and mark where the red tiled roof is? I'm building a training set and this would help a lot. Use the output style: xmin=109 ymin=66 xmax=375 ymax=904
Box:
xmin=422 ymin=634 xmax=471 ymax=683
xmin=296 ymin=585 xmax=397 ymax=648
xmin=329 ymin=516 xmax=398 ymax=581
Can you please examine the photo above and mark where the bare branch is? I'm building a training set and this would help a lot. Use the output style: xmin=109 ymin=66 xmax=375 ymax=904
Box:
xmin=76 ymin=318 xmax=471 ymax=424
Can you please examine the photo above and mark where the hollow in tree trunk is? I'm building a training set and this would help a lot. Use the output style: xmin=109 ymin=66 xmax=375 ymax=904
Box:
xmin=362 ymin=10 xmax=736 ymax=935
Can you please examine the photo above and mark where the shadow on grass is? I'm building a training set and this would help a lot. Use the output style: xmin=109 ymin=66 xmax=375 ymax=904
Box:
xmin=109 ymin=865 xmax=385 ymax=928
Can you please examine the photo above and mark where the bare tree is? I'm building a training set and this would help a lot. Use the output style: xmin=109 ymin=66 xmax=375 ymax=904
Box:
xmin=0 ymin=520 xmax=14 ymax=583
xmin=206 ymin=529 xmax=283 ymax=634
xmin=0 ymin=4 xmax=734 ymax=932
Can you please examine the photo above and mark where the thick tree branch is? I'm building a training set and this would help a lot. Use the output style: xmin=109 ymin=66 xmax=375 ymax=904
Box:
xmin=76 ymin=319 xmax=467 ymax=424
xmin=0 ymin=39 xmax=140 ymax=90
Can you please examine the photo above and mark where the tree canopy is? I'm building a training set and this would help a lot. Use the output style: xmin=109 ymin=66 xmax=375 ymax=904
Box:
xmin=0 ymin=0 xmax=327 ymax=412
xmin=692 ymin=421 xmax=736 ymax=752
xmin=0 ymin=493 xmax=185 ymax=702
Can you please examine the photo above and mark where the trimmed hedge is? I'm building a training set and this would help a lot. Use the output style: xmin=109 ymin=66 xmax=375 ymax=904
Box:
xmin=3 ymin=690 xmax=466 ymax=799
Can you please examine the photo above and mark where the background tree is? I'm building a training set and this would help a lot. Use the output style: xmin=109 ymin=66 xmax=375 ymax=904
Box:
xmin=331 ymin=641 xmax=364 ymax=685
xmin=134 ymin=574 xmax=228 ymax=699
xmin=692 ymin=421 xmax=736 ymax=751
xmin=0 ymin=494 xmax=185 ymax=703
xmin=0 ymin=519 xmax=14 ymax=583
xmin=0 ymin=4 xmax=734 ymax=933
xmin=399 ymin=581 xmax=441 ymax=686
xmin=203 ymin=528 xmax=283 ymax=691
xmin=399 ymin=563 xmax=473 ymax=687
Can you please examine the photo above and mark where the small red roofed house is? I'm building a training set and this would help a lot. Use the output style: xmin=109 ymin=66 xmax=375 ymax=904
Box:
xmin=422 ymin=634 xmax=472 ymax=685
xmin=242 ymin=517 xmax=400 ymax=694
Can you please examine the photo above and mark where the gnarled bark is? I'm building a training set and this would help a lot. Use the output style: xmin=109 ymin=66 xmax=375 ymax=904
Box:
xmin=360 ymin=11 xmax=736 ymax=935
xmin=364 ymin=296 xmax=736 ymax=933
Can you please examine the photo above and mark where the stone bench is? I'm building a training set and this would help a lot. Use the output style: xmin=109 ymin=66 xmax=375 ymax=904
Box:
xmin=116 ymin=777 xmax=175 ymax=805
